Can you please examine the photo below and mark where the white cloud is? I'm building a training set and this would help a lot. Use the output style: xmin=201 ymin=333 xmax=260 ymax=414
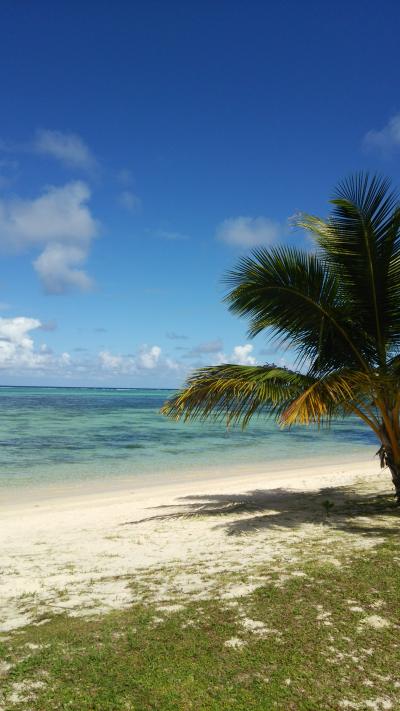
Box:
xmin=137 ymin=345 xmax=161 ymax=369
xmin=118 ymin=190 xmax=142 ymax=212
xmin=34 ymin=243 xmax=94 ymax=294
xmin=0 ymin=316 xmax=69 ymax=371
xmin=60 ymin=352 xmax=71 ymax=365
xmin=0 ymin=318 xmax=184 ymax=383
xmin=33 ymin=129 xmax=97 ymax=172
xmin=0 ymin=181 xmax=98 ymax=293
xmin=0 ymin=316 xmax=40 ymax=348
xmin=216 ymin=216 xmax=284 ymax=247
xmin=231 ymin=344 xmax=256 ymax=365
xmin=212 ymin=343 xmax=257 ymax=366
xmin=164 ymin=357 xmax=180 ymax=371
xmin=364 ymin=114 xmax=400 ymax=154
xmin=40 ymin=343 xmax=53 ymax=354
xmin=99 ymin=345 xmax=180 ymax=376
xmin=0 ymin=181 xmax=95 ymax=250
xmin=99 ymin=351 xmax=128 ymax=371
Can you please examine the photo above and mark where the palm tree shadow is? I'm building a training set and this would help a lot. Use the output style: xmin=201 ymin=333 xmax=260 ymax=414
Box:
xmin=123 ymin=484 xmax=400 ymax=538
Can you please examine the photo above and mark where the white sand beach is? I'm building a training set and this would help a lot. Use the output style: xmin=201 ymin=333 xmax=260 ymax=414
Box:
xmin=0 ymin=456 xmax=395 ymax=634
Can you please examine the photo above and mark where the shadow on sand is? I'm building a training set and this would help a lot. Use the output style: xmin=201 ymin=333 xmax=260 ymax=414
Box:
xmin=123 ymin=481 xmax=400 ymax=538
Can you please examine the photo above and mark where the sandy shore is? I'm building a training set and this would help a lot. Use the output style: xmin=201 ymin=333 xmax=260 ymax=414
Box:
xmin=0 ymin=455 xmax=394 ymax=633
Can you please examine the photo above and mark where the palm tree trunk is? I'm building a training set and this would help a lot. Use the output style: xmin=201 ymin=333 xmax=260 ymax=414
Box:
xmin=388 ymin=463 xmax=400 ymax=502
xmin=377 ymin=443 xmax=400 ymax=503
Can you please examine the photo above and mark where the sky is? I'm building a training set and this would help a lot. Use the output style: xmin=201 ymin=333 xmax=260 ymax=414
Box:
xmin=0 ymin=0 xmax=400 ymax=387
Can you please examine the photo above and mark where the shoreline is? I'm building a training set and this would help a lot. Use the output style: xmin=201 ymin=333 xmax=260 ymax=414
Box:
xmin=0 ymin=447 xmax=378 ymax=509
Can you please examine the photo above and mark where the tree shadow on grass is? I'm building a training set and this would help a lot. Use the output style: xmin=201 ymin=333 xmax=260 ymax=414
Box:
xmin=123 ymin=480 xmax=400 ymax=538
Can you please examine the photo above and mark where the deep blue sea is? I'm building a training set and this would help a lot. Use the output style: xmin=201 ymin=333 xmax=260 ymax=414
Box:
xmin=0 ymin=386 xmax=378 ymax=489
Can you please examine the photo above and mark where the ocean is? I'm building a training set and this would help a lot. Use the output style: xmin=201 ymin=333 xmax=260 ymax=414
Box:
xmin=0 ymin=386 xmax=378 ymax=490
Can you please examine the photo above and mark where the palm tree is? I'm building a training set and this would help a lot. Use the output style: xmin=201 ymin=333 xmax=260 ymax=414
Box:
xmin=162 ymin=173 xmax=400 ymax=501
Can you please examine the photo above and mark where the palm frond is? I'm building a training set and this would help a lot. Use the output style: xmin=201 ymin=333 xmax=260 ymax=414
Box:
xmin=161 ymin=364 xmax=312 ymax=428
xmin=297 ymin=173 xmax=400 ymax=363
xmin=281 ymin=369 xmax=379 ymax=427
xmin=224 ymin=246 xmax=368 ymax=374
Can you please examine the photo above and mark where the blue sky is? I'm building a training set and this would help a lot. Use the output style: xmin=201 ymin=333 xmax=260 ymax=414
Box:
xmin=0 ymin=0 xmax=400 ymax=386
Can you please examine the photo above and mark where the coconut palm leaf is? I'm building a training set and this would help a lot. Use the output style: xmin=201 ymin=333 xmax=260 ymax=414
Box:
xmin=281 ymin=368 xmax=381 ymax=431
xmin=161 ymin=364 xmax=311 ymax=427
xmin=223 ymin=246 xmax=370 ymax=374
xmin=296 ymin=174 xmax=400 ymax=361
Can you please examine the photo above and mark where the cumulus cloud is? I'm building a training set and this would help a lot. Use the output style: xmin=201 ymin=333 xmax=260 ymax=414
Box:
xmin=0 ymin=316 xmax=69 ymax=371
xmin=0 ymin=181 xmax=95 ymax=251
xmin=99 ymin=351 xmax=128 ymax=372
xmin=0 ymin=317 xmax=185 ymax=383
xmin=183 ymin=339 xmax=257 ymax=366
xmin=212 ymin=343 xmax=257 ymax=366
xmin=363 ymin=114 xmax=400 ymax=154
xmin=136 ymin=345 xmax=161 ymax=369
xmin=33 ymin=243 xmax=94 ymax=294
xmin=99 ymin=344 xmax=179 ymax=375
xmin=0 ymin=316 xmax=40 ymax=348
xmin=0 ymin=181 xmax=98 ymax=293
xmin=230 ymin=344 xmax=256 ymax=365
xmin=33 ymin=129 xmax=98 ymax=172
xmin=216 ymin=216 xmax=285 ymax=247
xmin=118 ymin=190 xmax=142 ymax=212
xmin=96 ymin=347 xmax=181 ymax=381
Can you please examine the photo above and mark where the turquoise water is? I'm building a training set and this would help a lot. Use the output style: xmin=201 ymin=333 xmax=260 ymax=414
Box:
xmin=0 ymin=386 xmax=378 ymax=489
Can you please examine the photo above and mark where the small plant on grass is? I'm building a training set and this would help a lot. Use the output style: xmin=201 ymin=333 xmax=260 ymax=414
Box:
xmin=322 ymin=499 xmax=335 ymax=517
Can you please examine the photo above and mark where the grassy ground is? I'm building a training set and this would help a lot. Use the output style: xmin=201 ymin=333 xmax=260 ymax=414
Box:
xmin=1 ymin=497 xmax=400 ymax=710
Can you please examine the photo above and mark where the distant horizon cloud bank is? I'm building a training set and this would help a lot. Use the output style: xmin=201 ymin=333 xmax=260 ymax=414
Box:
xmin=0 ymin=315 xmax=264 ymax=385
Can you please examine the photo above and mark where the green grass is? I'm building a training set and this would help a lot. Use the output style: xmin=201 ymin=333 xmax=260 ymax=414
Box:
xmin=1 ymin=532 xmax=400 ymax=710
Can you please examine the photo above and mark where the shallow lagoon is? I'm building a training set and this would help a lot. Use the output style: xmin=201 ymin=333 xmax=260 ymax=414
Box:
xmin=0 ymin=386 xmax=378 ymax=488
